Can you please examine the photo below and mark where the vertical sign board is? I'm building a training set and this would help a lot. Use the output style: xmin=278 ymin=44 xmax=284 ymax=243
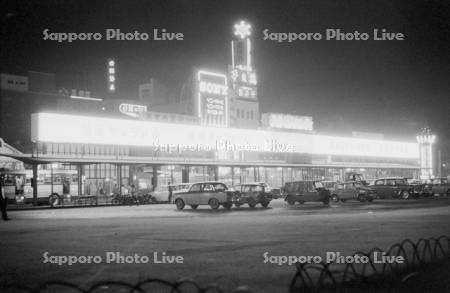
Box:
xmin=230 ymin=21 xmax=257 ymax=99
xmin=107 ymin=59 xmax=116 ymax=92
xmin=196 ymin=70 xmax=228 ymax=127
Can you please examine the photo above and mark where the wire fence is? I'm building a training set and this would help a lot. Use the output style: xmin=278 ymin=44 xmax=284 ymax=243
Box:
xmin=289 ymin=235 xmax=450 ymax=292
xmin=2 ymin=236 xmax=449 ymax=293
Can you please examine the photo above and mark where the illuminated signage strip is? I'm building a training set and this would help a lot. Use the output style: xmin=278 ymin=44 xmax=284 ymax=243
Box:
xmin=31 ymin=113 xmax=419 ymax=159
xmin=196 ymin=70 xmax=228 ymax=127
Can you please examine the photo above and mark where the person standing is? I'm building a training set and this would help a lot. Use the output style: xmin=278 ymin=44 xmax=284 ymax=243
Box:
xmin=168 ymin=182 xmax=173 ymax=204
xmin=0 ymin=175 xmax=10 ymax=221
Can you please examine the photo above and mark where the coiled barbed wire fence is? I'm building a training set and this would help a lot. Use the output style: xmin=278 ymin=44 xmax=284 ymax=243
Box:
xmin=2 ymin=236 xmax=449 ymax=293
xmin=289 ymin=235 xmax=450 ymax=292
xmin=3 ymin=278 xmax=253 ymax=293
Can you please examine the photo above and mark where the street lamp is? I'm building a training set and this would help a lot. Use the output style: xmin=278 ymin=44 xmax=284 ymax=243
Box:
xmin=416 ymin=127 xmax=436 ymax=179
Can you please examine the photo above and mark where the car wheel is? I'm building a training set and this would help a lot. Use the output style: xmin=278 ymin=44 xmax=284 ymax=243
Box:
xmin=235 ymin=203 xmax=241 ymax=208
xmin=222 ymin=202 xmax=232 ymax=210
xmin=209 ymin=198 xmax=220 ymax=210
xmin=190 ymin=204 xmax=198 ymax=210
xmin=261 ymin=201 xmax=269 ymax=208
xmin=367 ymin=198 xmax=374 ymax=202
xmin=248 ymin=199 xmax=257 ymax=208
xmin=331 ymin=194 xmax=339 ymax=202
xmin=392 ymin=191 xmax=401 ymax=199
xmin=357 ymin=194 xmax=366 ymax=202
xmin=287 ymin=197 xmax=296 ymax=205
xmin=401 ymin=190 xmax=410 ymax=199
xmin=49 ymin=193 xmax=59 ymax=207
xmin=322 ymin=199 xmax=330 ymax=205
xmin=446 ymin=189 xmax=450 ymax=197
xmin=298 ymin=200 xmax=305 ymax=204
xmin=341 ymin=199 xmax=346 ymax=203
xmin=175 ymin=199 xmax=185 ymax=210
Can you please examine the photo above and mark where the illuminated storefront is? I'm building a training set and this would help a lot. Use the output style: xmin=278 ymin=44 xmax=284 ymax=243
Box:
xmin=30 ymin=112 xmax=420 ymax=191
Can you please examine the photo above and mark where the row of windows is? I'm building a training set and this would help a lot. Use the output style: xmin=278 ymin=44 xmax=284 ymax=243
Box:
xmin=42 ymin=143 xmax=129 ymax=156
xmin=236 ymin=109 xmax=257 ymax=120
xmin=84 ymin=164 xmax=129 ymax=180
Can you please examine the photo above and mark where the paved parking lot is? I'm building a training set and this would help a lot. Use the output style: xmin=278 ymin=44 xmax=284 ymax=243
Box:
xmin=1 ymin=198 xmax=450 ymax=292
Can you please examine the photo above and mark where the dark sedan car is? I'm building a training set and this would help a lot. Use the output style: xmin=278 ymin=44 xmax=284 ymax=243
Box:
xmin=233 ymin=182 xmax=273 ymax=208
xmin=283 ymin=180 xmax=330 ymax=205
xmin=424 ymin=178 xmax=450 ymax=196
xmin=330 ymin=181 xmax=376 ymax=202
xmin=369 ymin=177 xmax=415 ymax=199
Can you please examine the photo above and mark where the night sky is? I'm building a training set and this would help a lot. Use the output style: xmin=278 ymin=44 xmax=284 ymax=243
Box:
xmin=2 ymin=0 xmax=449 ymax=142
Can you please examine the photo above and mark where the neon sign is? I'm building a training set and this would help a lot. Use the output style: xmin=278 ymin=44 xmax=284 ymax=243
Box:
xmin=119 ymin=103 xmax=147 ymax=118
xmin=107 ymin=59 xmax=116 ymax=92
xmin=196 ymin=70 xmax=228 ymax=127
xmin=234 ymin=20 xmax=251 ymax=39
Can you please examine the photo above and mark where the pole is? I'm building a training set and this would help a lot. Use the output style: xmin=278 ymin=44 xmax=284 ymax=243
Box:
xmin=32 ymin=164 xmax=38 ymax=205
xmin=50 ymin=164 xmax=54 ymax=195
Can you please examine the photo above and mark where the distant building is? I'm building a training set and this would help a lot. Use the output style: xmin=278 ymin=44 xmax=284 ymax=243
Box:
xmin=138 ymin=78 xmax=168 ymax=107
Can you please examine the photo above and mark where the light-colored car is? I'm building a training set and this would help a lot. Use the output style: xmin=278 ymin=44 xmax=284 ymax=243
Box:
xmin=173 ymin=181 xmax=235 ymax=210
xmin=152 ymin=183 xmax=191 ymax=202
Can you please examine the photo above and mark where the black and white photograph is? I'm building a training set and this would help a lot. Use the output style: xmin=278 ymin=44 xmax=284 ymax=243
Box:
xmin=0 ymin=1 xmax=449 ymax=292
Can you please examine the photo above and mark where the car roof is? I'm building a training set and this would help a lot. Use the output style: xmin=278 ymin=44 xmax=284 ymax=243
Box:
xmin=189 ymin=181 xmax=227 ymax=185
xmin=237 ymin=182 xmax=267 ymax=185
xmin=376 ymin=177 xmax=407 ymax=180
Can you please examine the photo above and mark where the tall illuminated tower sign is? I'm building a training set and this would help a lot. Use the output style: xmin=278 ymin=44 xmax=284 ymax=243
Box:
xmin=230 ymin=21 xmax=257 ymax=99
xmin=107 ymin=58 xmax=116 ymax=92
xmin=195 ymin=70 xmax=228 ymax=127
xmin=416 ymin=128 xmax=436 ymax=179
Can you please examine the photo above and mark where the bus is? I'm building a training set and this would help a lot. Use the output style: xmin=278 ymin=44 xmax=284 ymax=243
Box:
xmin=1 ymin=169 xmax=79 ymax=205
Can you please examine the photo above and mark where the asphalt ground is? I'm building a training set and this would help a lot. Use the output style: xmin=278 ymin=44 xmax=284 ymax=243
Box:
xmin=1 ymin=198 xmax=450 ymax=292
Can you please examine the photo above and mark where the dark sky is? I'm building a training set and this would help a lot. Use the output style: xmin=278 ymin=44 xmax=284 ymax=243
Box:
xmin=2 ymin=0 xmax=449 ymax=142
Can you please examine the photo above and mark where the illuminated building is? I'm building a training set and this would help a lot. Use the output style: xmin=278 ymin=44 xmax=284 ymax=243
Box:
xmin=0 ymin=20 xmax=425 ymax=199
xmin=229 ymin=20 xmax=259 ymax=129
xmin=416 ymin=128 xmax=436 ymax=179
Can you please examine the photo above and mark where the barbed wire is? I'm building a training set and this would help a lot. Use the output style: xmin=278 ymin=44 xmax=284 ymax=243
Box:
xmin=2 ymin=236 xmax=449 ymax=293
xmin=289 ymin=235 xmax=450 ymax=292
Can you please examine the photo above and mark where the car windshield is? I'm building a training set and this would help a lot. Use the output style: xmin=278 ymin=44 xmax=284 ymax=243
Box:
xmin=314 ymin=182 xmax=324 ymax=188
xmin=395 ymin=179 xmax=406 ymax=185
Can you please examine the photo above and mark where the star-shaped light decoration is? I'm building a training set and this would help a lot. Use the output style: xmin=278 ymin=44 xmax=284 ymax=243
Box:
xmin=234 ymin=21 xmax=251 ymax=39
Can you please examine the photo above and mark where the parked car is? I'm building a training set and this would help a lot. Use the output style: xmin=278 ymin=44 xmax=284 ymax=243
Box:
xmin=152 ymin=183 xmax=191 ymax=203
xmin=173 ymin=181 xmax=235 ymax=210
xmin=283 ymin=181 xmax=330 ymax=205
xmin=233 ymin=182 xmax=273 ymax=208
xmin=369 ymin=177 xmax=415 ymax=199
xmin=424 ymin=178 xmax=450 ymax=196
xmin=406 ymin=179 xmax=428 ymax=197
xmin=321 ymin=181 xmax=338 ymax=192
xmin=330 ymin=181 xmax=376 ymax=202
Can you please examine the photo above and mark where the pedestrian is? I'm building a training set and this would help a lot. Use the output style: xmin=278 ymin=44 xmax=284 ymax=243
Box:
xmin=168 ymin=182 xmax=173 ymax=204
xmin=0 ymin=175 xmax=10 ymax=221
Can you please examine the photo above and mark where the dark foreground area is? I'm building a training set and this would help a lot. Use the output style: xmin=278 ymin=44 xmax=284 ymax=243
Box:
xmin=1 ymin=198 xmax=450 ymax=292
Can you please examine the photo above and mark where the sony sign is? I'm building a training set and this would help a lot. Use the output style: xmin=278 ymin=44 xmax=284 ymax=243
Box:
xmin=119 ymin=103 xmax=147 ymax=118
xmin=196 ymin=70 xmax=228 ymax=127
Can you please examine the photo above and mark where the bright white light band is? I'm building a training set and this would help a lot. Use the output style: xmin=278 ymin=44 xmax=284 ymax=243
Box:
xmin=31 ymin=112 xmax=419 ymax=159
